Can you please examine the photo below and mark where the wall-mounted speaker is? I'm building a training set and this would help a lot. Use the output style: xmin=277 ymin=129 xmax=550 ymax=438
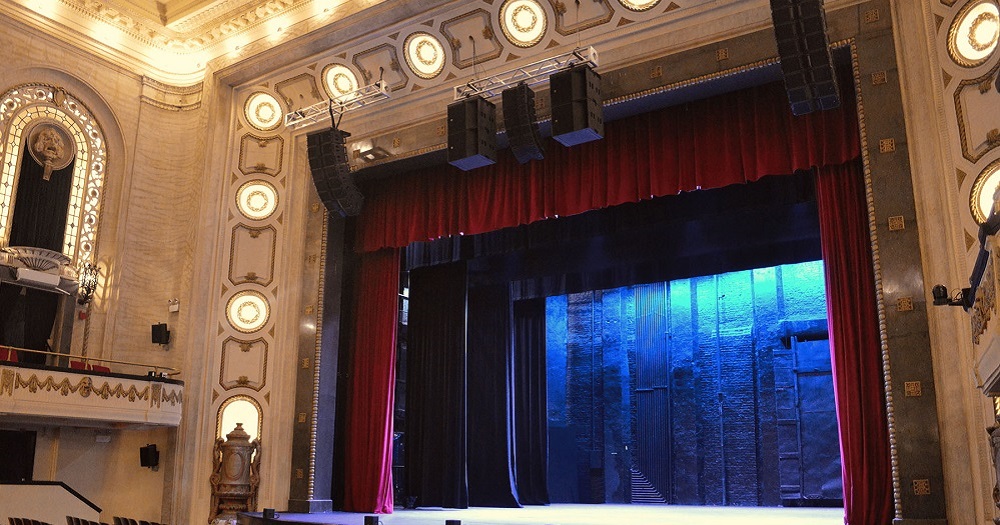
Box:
xmin=151 ymin=323 xmax=170 ymax=345
xmin=550 ymin=64 xmax=603 ymax=147
xmin=502 ymin=83 xmax=544 ymax=164
xmin=770 ymin=0 xmax=839 ymax=115
xmin=139 ymin=444 xmax=159 ymax=468
xmin=448 ymin=96 xmax=497 ymax=171
xmin=307 ymin=127 xmax=365 ymax=217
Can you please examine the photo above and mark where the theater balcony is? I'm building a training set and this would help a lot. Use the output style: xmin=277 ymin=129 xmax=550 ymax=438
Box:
xmin=0 ymin=348 xmax=183 ymax=427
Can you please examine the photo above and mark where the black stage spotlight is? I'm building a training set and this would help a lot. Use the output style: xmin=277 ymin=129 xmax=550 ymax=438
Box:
xmin=502 ymin=82 xmax=544 ymax=164
xmin=448 ymin=95 xmax=497 ymax=171
xmin=307 ymin=126 xmax=364 ymax=217
xmin=550 ymin=63 xmax=603 ymax=147
xmin=769 ymin=0 xmax=840 ymax=115
xmin=932 ymin=284 xmax=971 ymax=308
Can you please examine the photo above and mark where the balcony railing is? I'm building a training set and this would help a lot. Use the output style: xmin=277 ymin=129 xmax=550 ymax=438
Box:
xmin=0 ymin=347 xmax=183 ymax=427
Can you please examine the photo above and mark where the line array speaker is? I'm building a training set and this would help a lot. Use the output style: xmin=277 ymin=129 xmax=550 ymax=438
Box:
xmin=448 ymin=96 xmax=497 ymax=171
xmin=550 ymin=64 xmax=603 ymax=147
xmin=502 ymin=82 xmax=544 ymax=164
xmin=307 ymin=127 xmax=364 ymax=217
xmin=770 ymin=0 xmax=839 ymax=115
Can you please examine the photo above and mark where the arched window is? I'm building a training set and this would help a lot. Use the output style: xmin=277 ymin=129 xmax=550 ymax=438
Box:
xmin=217 ymin=395 xmax=263 ymax=442
xmin=0 ymin=84 xmax=106 ymax=264
xmin=0 ymin=84 xmax=107 ymax=360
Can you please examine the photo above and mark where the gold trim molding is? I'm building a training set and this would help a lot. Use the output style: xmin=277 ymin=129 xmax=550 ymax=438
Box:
xmin=0 ymin=368 xmax=183 ymax=407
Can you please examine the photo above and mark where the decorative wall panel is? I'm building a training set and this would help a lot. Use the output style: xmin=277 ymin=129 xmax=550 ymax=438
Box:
xmin=548 ymin=0 xmax=612 ymax=36
xmin=353 ymin=43 xmax=409 ymax=90
xmin=220 ymin=337 xmax=269 ymax=391
xmin=441 ymin=9 xmax=503 ymax=69
xmin=229 ymin=224 xmax=277 ymax=286
xmin=238 ymin=134 xmax=284 ymax=176
xmin=274 ymin=74 xmax=324 ymax=113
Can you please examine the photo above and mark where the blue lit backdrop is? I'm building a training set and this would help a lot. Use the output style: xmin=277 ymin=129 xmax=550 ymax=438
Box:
xmin=545 ymin=260 xmax=843 ymax=507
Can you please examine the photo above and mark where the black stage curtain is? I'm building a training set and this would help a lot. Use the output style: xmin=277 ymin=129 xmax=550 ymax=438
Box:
xmin=512 ymin=298 xmax=550 ymax=505
xmin=406 ymin=261 xmax=469 ymax=508
xmin=8 ymin=142 xmax=74 ymax=251
xmin=467 ymin=284 xmax=521 ymax=507
xmin=402 ymin=173 xmax=822 ymax=508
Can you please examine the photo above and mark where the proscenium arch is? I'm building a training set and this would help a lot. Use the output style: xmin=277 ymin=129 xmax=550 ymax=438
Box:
xmin=0 ymin=83 xmax=107 ymax=265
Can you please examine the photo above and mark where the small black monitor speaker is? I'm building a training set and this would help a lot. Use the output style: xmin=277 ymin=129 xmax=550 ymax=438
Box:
xmin=550 ymin=64 xmax=603 ymax=147
xmin=502 ymin=83 xmax=544 ymax=164
xmin=139 ymin=444 xmax=159 ymax=468
xmin=151 ymin=323 xmax=170 ymax=345
xmin=448 ymin=96 xmax=497 ymax=171
xmin=770 ymin=0 xmax=839 ymax=115
xmin=307 ymin=127 xmax=364 ymax=217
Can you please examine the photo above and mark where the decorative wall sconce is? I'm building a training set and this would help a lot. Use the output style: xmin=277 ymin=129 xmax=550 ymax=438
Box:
xmin=77 ymin=261 xmax=99 ymax=306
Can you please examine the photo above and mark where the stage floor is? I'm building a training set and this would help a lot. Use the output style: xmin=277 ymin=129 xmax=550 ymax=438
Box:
xmin=239 ymin=504 xmax=844 ymax=525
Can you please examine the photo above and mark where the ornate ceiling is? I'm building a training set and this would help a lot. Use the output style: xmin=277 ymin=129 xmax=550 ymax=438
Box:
xmin=0 ymin=0 xmax=395 ymax=84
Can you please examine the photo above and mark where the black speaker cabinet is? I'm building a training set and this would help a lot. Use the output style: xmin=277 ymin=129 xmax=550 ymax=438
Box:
xmin=770 ymin=0 xmax=839 ymax=115
xmin=502 ymin=83 xmax=544 ymax=164
xmin=307 ymin=127 xmax=365 ymax=217
xmin=448 ymin=96 xmax=497 ymax=171
xmin=151 ymin=323 xmax=170 ymax=345
xmin=550 ymin=64 xmax=603 ymax=147
xmin=140 ymin=444 xmax=159 ymax=468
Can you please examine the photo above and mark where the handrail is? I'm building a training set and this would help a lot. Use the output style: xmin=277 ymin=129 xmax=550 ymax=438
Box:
xmin=0 ymin=345 xmax=181 ymax=376
xmin=0 ymin=481 xmax=102 ymax=513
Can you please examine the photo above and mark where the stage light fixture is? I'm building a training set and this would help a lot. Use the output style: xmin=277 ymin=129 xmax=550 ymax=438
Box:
xmin=359 ymin=146 xmax=391 ymax=162
xmin=931 ymin=284 xmax=971 ymax=308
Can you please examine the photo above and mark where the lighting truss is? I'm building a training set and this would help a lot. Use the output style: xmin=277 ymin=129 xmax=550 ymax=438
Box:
xmin=454 ymin=47 xmax=598 ymax=100
xmin=284 ymin=80 xmax=391 ymax=128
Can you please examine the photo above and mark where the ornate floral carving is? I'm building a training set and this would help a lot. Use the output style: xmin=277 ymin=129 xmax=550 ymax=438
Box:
xmin=973 ymin=248 xmax=998 ymax=345
xmin=0 ymin=371 xmax=183 ymax=408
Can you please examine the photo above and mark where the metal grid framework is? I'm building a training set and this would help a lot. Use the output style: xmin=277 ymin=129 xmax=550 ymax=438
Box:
xmin=283 ymin=80 xmax=390 ymax=128
xmin=454 ymin=47 xmax=599 ymax=100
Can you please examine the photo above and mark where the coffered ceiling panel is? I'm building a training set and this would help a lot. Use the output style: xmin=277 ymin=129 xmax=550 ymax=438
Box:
xmin=441 ymin=8 xmax=503 ymax=69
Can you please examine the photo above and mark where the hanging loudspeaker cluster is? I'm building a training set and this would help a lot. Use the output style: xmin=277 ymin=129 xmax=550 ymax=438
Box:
xmin=502 ymin=82 xmax=545 ymax=164
xmin=769 ymin=0 xmax=840 ymax=115
xmin=307 ymin=127 xmax=364 ymax=217
xmin=448 ymin=96 xmax=498 ymax=171
xmin=550 ymin=64 xmax=603 ymax=147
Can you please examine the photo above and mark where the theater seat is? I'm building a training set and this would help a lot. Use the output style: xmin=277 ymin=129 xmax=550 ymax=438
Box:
xmin=0 ymin=347 xmax=17 ymax=362
xmin=90 ymin=364 xmax=111 ymax=373
xmin=69 ymin=361 xmax=87 ymax=370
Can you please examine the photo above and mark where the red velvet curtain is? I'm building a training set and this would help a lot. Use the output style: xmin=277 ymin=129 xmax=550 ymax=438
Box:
xmin=357 ymin=78 xmax=858 ymax=252
xmin=816 ymin=162 xmax=894 ymax=525
xmin=342 ymin=248 xmax=399 ymax=513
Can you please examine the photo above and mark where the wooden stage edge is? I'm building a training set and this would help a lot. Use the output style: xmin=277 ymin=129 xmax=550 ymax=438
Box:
xmin=238 ymin=504 xmax=844 ymax=525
